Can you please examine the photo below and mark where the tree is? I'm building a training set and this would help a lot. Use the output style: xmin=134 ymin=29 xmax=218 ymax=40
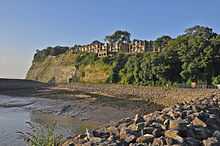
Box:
xmin=184 ymin=25 xmax=215 ymax=39
xmin=154 ymin=35 xmax=172 ymax=49
xmin=119 ymin=55 xmax=140 ymax=84
xmin=104 ymin=30 xmax=131 ymax=44
xmin=177 ymin=33 xmax=214 ymax=83
xmin=210 ymin=35 xmax=220 ymax=76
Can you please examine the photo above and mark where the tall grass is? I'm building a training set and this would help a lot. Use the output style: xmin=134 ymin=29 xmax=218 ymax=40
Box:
xmin=17 ymin=122 xmax=64 ymax=146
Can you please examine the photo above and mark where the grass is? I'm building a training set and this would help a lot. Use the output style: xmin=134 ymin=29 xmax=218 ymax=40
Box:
xmin=17 ymin=122 xmax=64 ymax=146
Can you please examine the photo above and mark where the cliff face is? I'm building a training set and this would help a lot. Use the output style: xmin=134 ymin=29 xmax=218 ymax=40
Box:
xmin=26 ymin=50 xmax=112 ymax=84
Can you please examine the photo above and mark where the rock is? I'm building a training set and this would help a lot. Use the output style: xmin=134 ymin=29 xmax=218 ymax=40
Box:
xmin=143 ymin=114 xmax=155 ymax=125
xmin=151 ymin=122 xmax=165 ymax=129
xmin=76 ymin=134 xmax=87 ymax=139
xmin=152 ymin=137 xmax=166 ymax=146
xmin=61 ymin=140 xmax=75 ymax=146
xmin=169 ymin=119 xmax=187 ymax=130
xmin=119 ymin=128 xmax=133 ymax=140
xmin=164 ymin=130 xmax=184 ymax=143
xmin=64 ymin=95 xmax=220 ymax=146
xmin=107 ymin=135 xmax=116 ymax=142
xmin=136 ymin=134 xmax=154 ymax=143
xmin=143 ymin=127 xmax=154 ymax=134
xmin=89 ymin=137 xmax=102 ymax=143
xmin=192 ymin=127 xmax=211 ymax=140
xmin=128 ymin=124 xmax=138 ymax=131
xmin=107 ymin=126 xmax=119 ymax=136
xmin=192 ymin=117 xmax=207 ymax=127
xmin=92 ymin=130 xmax=110 ymax=138
xmin=118 ymin=122 xmax=129 ymax=129
xmin=183 ymin=137 xmax=201 ymax=146
xmin=137 ymin=122 xmax=145 ymax=130
xmin=134 ymin=114 xmax=145 ymax=124
xmin=165 ymin=137 xmax=180 ymax=145
xmin=213 ymin=130 xmax=220 ymax=140
xmin=164 ymin=119 xmax=170 ymax=128
xmin=82 ymin=141 xmax=93 ymax=146
xmin=152 ymin=128 xmax=163 ymax=137
xmin=206 ymin=118 xmax=220 ymax=131
xmin=167 ymin=110 xmax=181 ymax=119
xmin=118 ymin=117 xmax=132 ymax=125
xmin=203 ymin=137 xmax=220 ymax=146
xmin=125 ymin=134 xmax=136 ymax=143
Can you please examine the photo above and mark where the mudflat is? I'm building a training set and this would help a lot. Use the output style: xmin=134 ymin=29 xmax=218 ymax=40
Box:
xmin=0 ymin=79 xmax=162 ymax=125
xmin=0 ymin=78 xmax=47 ymax=96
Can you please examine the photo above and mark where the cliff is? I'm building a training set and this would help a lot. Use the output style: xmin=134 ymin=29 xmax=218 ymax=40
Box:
xmin=26 ymin=49 xmax=113 ymax=84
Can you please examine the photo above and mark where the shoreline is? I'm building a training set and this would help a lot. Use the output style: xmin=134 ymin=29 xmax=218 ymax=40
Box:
xmin=1 ymin=79 xmax=220 ymax=145
xmin=57 ymin=83 xmax=220 ymax=107
xmin=63 ymin=95 xmax=220 ymax=146
xmin=1 ymin=79 xmax=219 ymax=107
xmin=0 ymin=79 xmax=164 ymax=127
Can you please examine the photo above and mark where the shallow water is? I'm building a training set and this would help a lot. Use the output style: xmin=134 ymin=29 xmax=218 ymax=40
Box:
xmin=0 ymin=107 xmax=29 ymax=146
xmin=0 ymin=95 xmax=100 ymax=146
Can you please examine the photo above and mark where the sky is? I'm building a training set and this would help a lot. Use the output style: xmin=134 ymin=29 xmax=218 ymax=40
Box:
xmin=0 ymin=0 xmax=219 ymax=79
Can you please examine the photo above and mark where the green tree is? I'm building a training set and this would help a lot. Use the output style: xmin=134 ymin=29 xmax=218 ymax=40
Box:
xmin=105 ymin=30 xmax=131 ymax=44
xmin=211 ymin=35 xmax=220 ymax=76
xmin=184 ymin=25 xmax=215 ymax=39
xmin=177 ymin=26 xmax=215 ymax=83
xmin=153 ymin=35 xmax=172 ymax=49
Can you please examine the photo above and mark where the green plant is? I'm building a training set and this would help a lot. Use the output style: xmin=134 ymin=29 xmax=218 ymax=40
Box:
xmin=212 ymin=75 xmax=220 ymax=85
xmin=17 ymin=122 xmax=64 ymax=146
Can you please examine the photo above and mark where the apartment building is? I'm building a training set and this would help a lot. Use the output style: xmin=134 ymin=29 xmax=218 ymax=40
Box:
xmin=78 ymin=39 xmax=160 ymax=57
xmin=129 ymin=40 xmax=147 ymax=53
xmin=98 ymin=43 xmax=108 ymax=57
xmin=79 ymin=41 xmax=103 ymax=54
xmin=108 ymin=42 xmax=129 ymax=54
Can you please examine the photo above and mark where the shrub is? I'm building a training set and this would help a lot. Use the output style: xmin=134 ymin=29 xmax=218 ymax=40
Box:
xmin=33 ymin=46 xmax=69 ymax=62
xmin=74 ymin=53 xmax=97 ymax=66
xmin=17 ymin=122 xmax=64 ymax=146
xmin=212 ymin=75 xmax=220 ymax=85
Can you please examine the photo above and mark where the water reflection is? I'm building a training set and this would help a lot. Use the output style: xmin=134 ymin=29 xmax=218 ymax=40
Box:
xmin=0 ymin=107 xmax=29 ymax=146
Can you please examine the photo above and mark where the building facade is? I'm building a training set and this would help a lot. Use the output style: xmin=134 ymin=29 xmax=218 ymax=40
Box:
xmin=78 ymin=40 xmax=160 ymax=57
xmin=129 ymin=40 xmax=147 ymax=53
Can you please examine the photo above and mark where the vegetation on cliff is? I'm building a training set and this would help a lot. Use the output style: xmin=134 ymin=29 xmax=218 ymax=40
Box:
xmin=27 ymin=25 xmax=220 ymax=85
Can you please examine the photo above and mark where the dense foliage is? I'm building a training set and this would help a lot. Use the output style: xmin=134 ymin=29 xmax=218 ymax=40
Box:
xmin=33 ymin=46 xmax=69 ymax=62
xmin=33 ymin=25 xmax=220 ymax=86
xmin=105 ymin=30 xmax=131 ymax=43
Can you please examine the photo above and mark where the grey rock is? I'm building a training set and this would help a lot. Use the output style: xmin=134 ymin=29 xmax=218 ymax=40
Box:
xmin=125 ymin=134 xmax=136 ymax=143
xmin=213 ymin=130 xmax=220 ymax=140
xmin=203 ymin=137 xmax=220 ymax=146
xmin=182 ymin=137 xmax=201 ymax=146
xmin=152 ymin=128 xmax=163 ymax=138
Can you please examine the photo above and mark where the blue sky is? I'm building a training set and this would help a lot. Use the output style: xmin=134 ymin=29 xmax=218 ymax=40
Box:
xmin=0 ymin=0 xmax=219 ymax=79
